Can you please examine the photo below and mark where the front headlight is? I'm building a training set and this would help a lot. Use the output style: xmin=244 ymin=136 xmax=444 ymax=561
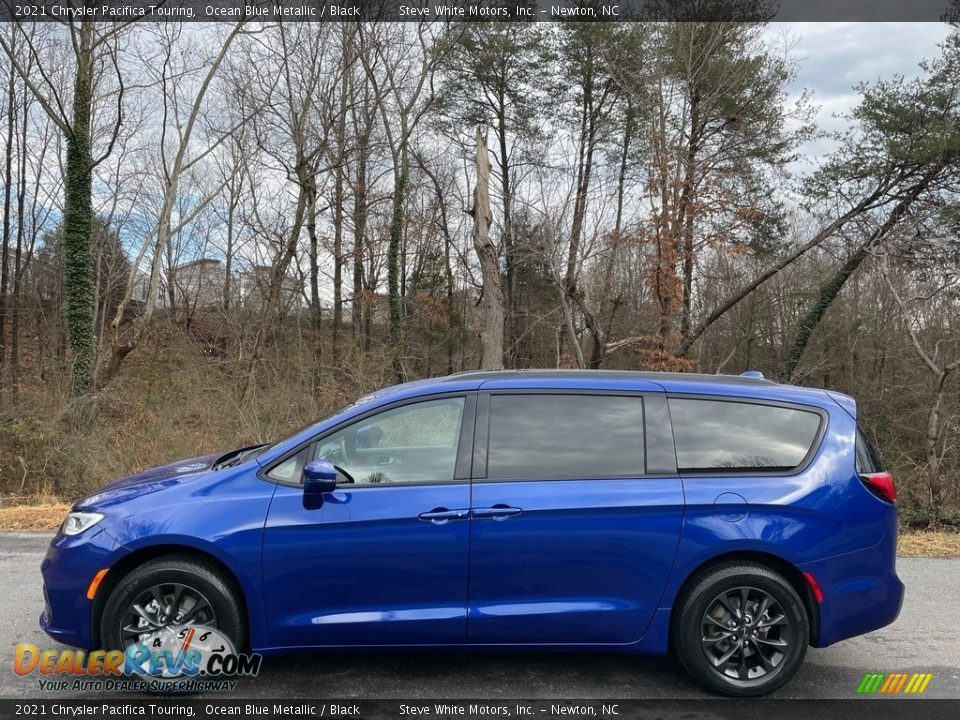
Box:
xmin=61 ymin=512 xmax=105 ymax=536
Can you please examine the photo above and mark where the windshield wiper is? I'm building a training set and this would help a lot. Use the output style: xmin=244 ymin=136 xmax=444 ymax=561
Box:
xmin=213 ymin=445 xmax=264 ymax=471
xmin=219 ymin=453 xmax=247 ymax=469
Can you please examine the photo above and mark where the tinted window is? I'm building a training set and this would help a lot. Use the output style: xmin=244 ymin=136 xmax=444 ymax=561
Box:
xmin=486 ymin=395 xmax=645 ymax=479
xmin=856 ymin=426 xmax=885 ymax=473
xmin=267 ymin=397 xmax=466 ymax=486
xmin=669 ymin=398 xmax=820 ymax=472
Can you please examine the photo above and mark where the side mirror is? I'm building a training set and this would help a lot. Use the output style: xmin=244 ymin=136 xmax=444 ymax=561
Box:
xmin=303 ymin=460 xmax=338 ymax=497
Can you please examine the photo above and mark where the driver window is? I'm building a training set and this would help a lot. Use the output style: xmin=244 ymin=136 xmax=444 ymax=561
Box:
xmin=270 ymin=397 xmax=466 ymax=486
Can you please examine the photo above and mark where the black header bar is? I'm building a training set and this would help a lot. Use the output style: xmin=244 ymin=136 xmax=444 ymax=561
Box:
xmin=0 ymin=0 xmax=957 ymax=23
xmin=0 ymin=700 xmax=959 ymax=720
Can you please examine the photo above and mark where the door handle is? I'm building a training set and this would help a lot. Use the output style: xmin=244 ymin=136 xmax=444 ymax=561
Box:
xmin=417 ymin=507 xmax=469 ymax=524
xmin=472 ymin=505 xmax=523 ymax=520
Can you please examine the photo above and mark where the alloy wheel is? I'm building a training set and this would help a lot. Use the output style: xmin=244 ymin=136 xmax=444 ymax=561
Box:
xmin=700 ymin=585 xmax=792 ymax=682
xmin=119 ymin=582 xmax=218 ymax=647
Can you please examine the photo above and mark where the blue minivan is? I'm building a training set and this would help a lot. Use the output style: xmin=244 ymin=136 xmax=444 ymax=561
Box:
xmin=41 ymin=370 xmax=903 ymax=696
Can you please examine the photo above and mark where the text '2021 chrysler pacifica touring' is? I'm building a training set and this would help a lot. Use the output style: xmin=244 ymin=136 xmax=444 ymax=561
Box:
xmin=41 ymin=369 xmax=903 ymax=696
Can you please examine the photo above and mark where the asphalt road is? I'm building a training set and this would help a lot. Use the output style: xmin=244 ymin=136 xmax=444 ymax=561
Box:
xmin=1 ymin=532 xmax=958 ymax=700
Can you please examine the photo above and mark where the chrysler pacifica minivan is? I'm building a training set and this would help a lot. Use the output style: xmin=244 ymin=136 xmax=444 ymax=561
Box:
xmin=41 ymin=370 xmax=903 ymax=696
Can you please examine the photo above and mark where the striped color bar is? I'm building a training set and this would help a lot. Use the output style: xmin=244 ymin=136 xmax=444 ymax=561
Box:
xmin=857 ymin=672 xmax=933 ymax=694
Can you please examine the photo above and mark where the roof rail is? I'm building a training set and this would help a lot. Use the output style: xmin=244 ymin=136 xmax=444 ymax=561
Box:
xmin=740 ymin=370 xmax=765 ymax=379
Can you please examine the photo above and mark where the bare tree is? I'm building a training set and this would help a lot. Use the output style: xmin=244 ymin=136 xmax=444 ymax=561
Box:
xmin=104 ymin=22 xmax=247 ymax=384
xmin=2 ymin=21 xmax=130 ymax=393
xmin=0 ymin=25 xmax=15 ymax=395
xmin=436 ymin=24 xmax=551 ymax=367
xmin=237 ymin=23 xmax=341 ymax=402
xmin=557 ymin=24 xmax=623 ymax=367
xmin=882 ymin=252 xmax=960 ymax=517
xmin=359 ymin=22 xmax=448 ymax=379
xmin=472 ymin=127 xmax=504 ymax=371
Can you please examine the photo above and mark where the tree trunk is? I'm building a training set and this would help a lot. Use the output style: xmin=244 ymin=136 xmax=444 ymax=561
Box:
xmin=473 ymin=127 xmax=504 ymax=371
xmin=387 ymin=153 xmax=409 ymax=382
xmin=561 ymin=73 xmax=597 ymax=368
xmin=165 ymin=239 xmax=176 ymax=313
xmin=1 ymin=41 xmax=17 ymax=396
xmin=223 ymin=195 xmax=236 ymax=312
xmin=351 ymin=137 xmax=368 ymax=344
xmin=557 ymin=284 xmax=585 ymax=369
xmin=679 ymin=90 xmax=702 ymax=344
xmin=10 ymin=80 xmax=27 ymax=402
xmin=305 ymin=173 xmax=322 ymax=388
xmin=590 ymin=104 xmax=633 ymax=370
xmin=417 ymin=151 xmax=459 ymax=375
xmin=332 ymin=165 xmax=343 ymax=355
xmin=647 ymin=92 xmax=684 ymax=369
xmin=496 ymin=106 xmax=516 ymax=367
xmin=241 ymin=175 xmax=310 ymax=404
xmin=63 ymin=24 xmax=96 ymax=394
xmin=925 ymin=374 xmax=947 ymax=515
xmin=444 ymin=227 xmax=456 ymax=375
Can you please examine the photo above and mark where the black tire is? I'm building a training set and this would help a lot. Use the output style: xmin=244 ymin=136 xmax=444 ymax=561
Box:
xmin=672 ymin=563 xmax=809 ymax=697
xmin=100 ymin=555 xmax=246 ymax=653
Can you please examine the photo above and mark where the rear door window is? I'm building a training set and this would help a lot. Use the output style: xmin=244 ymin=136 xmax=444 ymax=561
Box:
xmin=669 ymin=398 xmax=821 ymax=473
xmin=485 ymin=394 xmax=645 ymax=480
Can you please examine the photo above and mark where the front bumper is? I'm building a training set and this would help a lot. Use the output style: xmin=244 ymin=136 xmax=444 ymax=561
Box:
xmin=40 ymin=527 xmax=120 ymax=650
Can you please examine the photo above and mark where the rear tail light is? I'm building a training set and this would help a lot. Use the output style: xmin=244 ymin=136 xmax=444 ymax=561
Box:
xmin=860 ymin=471 xmax=896 ymax=503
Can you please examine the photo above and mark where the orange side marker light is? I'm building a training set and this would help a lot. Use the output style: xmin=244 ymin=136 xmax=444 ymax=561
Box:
xmin=86 ymin=569 xmax=109 ymax=600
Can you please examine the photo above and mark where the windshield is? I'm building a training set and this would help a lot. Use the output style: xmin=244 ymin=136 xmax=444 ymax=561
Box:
xmin=247 ymin=400 xmax=362 ymax=461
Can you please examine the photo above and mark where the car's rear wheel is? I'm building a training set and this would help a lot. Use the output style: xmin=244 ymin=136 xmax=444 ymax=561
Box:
xmin=100 ymin=556 xmax=246 ymax=653
xmin=672 ymin=563 xmax=809 ymax=697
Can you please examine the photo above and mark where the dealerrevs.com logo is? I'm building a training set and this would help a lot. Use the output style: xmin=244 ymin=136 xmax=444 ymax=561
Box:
xmin=857 ymin=672 xmax=934 ymax=695
xmin=14 ymin=625 xmax=262 ymax=692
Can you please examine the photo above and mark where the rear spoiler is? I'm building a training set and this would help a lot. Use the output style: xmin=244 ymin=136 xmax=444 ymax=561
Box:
xmin=826 ymin=390 xmax=857 ymax=420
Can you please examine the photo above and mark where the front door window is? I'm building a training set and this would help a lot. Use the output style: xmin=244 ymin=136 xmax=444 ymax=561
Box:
xmin=267 ymin=396 xmax=466 ymax=486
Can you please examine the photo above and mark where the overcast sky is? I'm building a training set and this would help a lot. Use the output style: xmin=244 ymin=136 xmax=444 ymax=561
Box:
xmin=770 ymin=22 xmax=952 ymax=168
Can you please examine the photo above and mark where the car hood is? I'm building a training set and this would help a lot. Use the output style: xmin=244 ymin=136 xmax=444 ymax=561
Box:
xmin=74 ymin=453 xmax=221 ymax=512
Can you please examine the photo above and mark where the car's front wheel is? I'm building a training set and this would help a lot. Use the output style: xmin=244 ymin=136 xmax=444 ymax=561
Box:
xmin=99 ymin=555 xmax=246 ymax=653
xmin=672 ymin=563 xmax=809 ymax=697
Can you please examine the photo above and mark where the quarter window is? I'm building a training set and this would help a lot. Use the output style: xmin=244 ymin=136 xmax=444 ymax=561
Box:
xmin=267 ymin=397 xmax=466 ymax=486
xmin=669 ymin=398 xmax=821 ymax=473
xmin=266 ymin=452 xmax=306 ymax=483
xmin=486 ymin=394 xmax=645 ymax=479
xmin=856 ymin=426 xmax=885 ymax=473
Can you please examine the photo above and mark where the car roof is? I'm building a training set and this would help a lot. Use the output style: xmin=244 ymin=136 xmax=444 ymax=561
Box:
xmin=444 ymin=369 xmax=774 ymax=386
xmin=361 ymin=369 xmax=844 ymax=412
